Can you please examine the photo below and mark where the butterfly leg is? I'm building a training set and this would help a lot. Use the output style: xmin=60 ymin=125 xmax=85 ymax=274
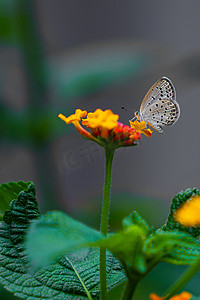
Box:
xmin=130 ymin=115 xmax=137 ymax=121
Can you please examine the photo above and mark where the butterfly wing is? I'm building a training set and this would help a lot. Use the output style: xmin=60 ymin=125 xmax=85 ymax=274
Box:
xmin=143 ymin=99 xmax=180 ymax=133
xmin=140 ymin=77 xmax=176 ymax=113
xmin=139 ymin=77 xmax=179 ymax=133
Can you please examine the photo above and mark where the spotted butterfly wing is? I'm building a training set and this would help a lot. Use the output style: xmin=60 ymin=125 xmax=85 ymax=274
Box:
xmin=139 ymin=77 xmax=180 ymax=133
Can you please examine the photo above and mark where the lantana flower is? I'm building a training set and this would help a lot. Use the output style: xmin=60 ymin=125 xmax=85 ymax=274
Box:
xmin=174 ymin=195 xmax=200 ymax=226
xmin=149 ymin=291 xmax=192 ymax=300
xmin=58 ymin=108 xmax=150 ymax=149
xmin=58 ymin=109 xmax=93 ymax=140
xmin=82 ymin=109 xmax=119 ymax=139
xmin=129 ymin=120 xmax=153 ymax=137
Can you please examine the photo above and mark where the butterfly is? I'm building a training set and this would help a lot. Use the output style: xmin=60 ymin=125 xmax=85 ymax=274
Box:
xmin=133 ymin=77 xmax=180 ymax=133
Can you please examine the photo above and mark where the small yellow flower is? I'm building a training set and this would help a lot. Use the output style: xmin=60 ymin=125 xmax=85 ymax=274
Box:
xmin=82 ymin=109 xmax=119 ymax=129
xmin=58 ymin=109 xmax=87 ymax=124
xmin=129 ymin=120 xmax=153 ymax=137
xmin=149 ymin=291 xmax=192 ymax=300
xmin=174 ymin=195 xmax=200 ymax=226
xmin=82 ymin=109 xmax=119 ymax=139
xmin=58 ymin=109 xmax=96 ymax=141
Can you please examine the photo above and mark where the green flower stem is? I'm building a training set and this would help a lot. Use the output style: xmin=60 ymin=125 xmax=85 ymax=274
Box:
xmin=100 ymin=148 xmax=115 ymax=300
xmin=165 ymin=257 xmax=200 ymax=299
xmin=100 ymin=248 xmax=107 ymax=300
xmin=122 ymin=280 xmax=137 ymax=300
xmin=100 ymin=148 xmax=114 ymax=236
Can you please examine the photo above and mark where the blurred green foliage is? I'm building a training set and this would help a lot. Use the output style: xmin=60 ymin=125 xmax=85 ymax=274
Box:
xmin=0 ymin=0 xmax=155 ymax=209
xmin=0 ymin=0 xmax=15 ymax=43
xmin=49 ymin=51 xmax=150 ymax=99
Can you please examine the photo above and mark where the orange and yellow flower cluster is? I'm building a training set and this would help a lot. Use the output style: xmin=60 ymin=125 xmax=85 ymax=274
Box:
xmin=150 ymin=291 xmax=192 ymax=300
xmin=58 ymin=108 xmax=152 ymax=148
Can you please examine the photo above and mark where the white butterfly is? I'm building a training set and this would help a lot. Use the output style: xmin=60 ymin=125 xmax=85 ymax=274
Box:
xmin=133 ymin=77 xmax=180 ymax=133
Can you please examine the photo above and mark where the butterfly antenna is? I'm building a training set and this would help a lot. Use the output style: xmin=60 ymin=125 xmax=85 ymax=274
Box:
xmin=121 ymin=106 xmax=138 ymax=122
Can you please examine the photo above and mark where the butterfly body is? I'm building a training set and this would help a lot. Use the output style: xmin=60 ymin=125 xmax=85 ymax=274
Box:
xmin=135 ymin=77 xmax=180 ymax=133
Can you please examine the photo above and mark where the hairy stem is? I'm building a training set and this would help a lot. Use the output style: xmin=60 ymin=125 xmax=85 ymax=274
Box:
xmin=100 ymin=148 xmax=114 ymax=300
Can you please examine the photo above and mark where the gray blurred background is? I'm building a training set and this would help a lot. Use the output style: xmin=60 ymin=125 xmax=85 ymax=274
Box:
xmin=1 ymin=0 xmax=200 ymax=299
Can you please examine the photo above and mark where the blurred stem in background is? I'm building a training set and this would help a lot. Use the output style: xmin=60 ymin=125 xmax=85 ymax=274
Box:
xmin=165 ymin=257 xmax=200 ymax=300
xmin=122 ymin=280 xmax=137 ymax=300
xmin=12 ymin=0 xmax=59 ymax=210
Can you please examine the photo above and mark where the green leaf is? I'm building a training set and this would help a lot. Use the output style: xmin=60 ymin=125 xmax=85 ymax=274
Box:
xmin=123 ymin=210 xmax=151 ymax=234
xmin=94 ymin=225 xmax=147 ymax=275
xmin=145 ymin=231 xmax=200 ymax=265
xmin=162 ymin=245 xmax=200 ymax=265
xmin=0 ymin=182 xmax=125 ymax=299
xmin=92 ymin=212 xmax=152 ymax=277
xmin=26 ymin=211 xmax=103 ymax=270
xmin=94 ymin=223 xmax=200 ymax=283
xmin=0 ymin=181 xmax=31 ymax=220
xmin=93 ymin=211 xmax=151 ymax=276
xmin=161 ymin=188 xmax=200 ymax=237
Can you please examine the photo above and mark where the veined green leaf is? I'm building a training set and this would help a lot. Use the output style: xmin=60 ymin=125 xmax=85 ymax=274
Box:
xmin=0 ymin=182 xmax=125 ymax=299
xmin=0 ymin=181 xmax=31 ymax=220
xmin=162 ymin=246 xmax=200 ymax=265
xmin=26 ymin=211 xmax=103 ymax=270
xmin=145 ymin=231 xmax=200 ymax=265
